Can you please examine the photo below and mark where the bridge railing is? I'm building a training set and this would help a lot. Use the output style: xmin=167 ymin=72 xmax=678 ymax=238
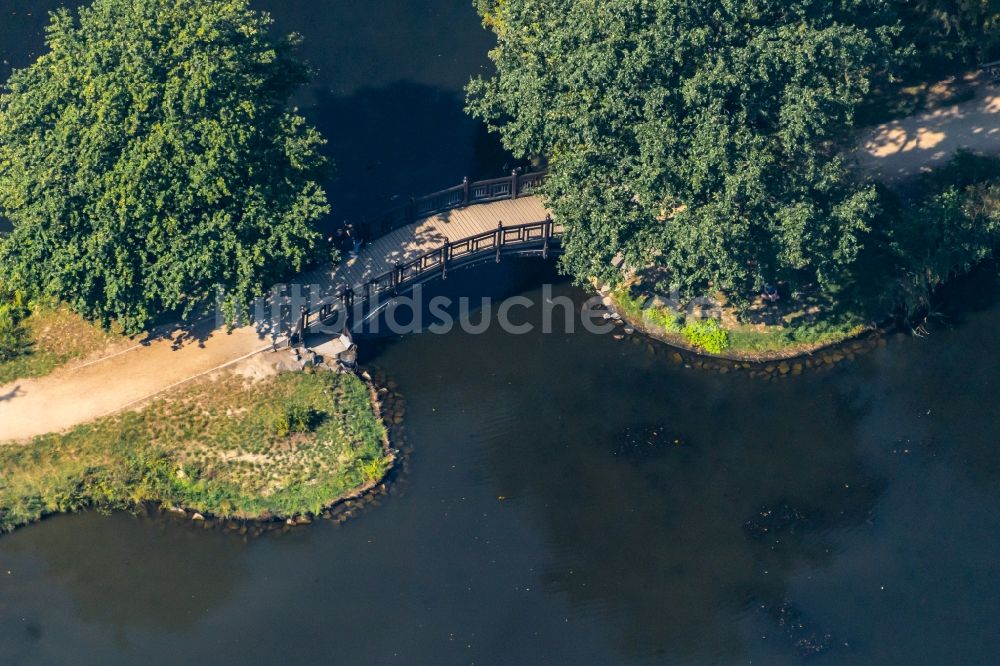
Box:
xmin=982 ymin=60 xmax=1000 ymax=83
xmin=357 ymin=168 xmax=548 ymax=240
xmin=292 ymin=216 xmax=563 ymax=342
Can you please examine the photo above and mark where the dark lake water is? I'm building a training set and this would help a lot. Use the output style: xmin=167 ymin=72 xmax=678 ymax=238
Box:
xmin=3 ymin=2 xmax=1000 ymax=664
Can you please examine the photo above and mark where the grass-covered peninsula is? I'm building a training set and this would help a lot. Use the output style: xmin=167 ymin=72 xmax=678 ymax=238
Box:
xmin=0 ymin=370 xmax=391 ymax=533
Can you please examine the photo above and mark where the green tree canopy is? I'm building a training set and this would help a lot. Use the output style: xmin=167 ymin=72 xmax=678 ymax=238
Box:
xmin=0 ymin=0 xmax=330 ymax=332
xmin=468 ymin=0 xmax=900 ymax=304
xmin=895 ymin=0 xmax=1000 ymax=70
xmin=885 ymin=153 xmax=1000 ymax=313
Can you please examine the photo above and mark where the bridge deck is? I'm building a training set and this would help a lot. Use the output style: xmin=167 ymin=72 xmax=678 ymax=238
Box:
xmin=302 ymin=196 xmax=553 ymax=302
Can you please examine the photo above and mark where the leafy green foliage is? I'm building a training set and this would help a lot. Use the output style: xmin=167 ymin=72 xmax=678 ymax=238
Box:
xmin=468 ymin=0 xmax=898 ymax=306
xmin=272 ymin=404 xmax=319 ymax=437
xmin=682 ymin=319 xmax=730 ymax=355
xmin=613 ymin=286 xmax=684 ymax=333
xmin=0 ymin=0 xmax=331 ymax=333
xmin=725 ymin=319 xmax=868 ymax=355
xmin=882 ymin=153 xmax=1000 ymax=313
xmin=892 ymin=0 xmax=1000 ymax=72
xmin=0 ymin=295 xmax=30 ymax=362
xmin=644 ymin=305 xmax=685 ymax=335
xmin=0 ymin=276 xmax=31 ymax=362
xmin=359 ymin=457 xmax=390 ymax=484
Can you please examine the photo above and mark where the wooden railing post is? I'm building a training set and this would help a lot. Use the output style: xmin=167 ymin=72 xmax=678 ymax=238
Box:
xmin=394 ymin=261 xmax=403 ymax=294
xmin=341 ymin=286 xmax=354 ymax=328
xmin=462 ymin=177 xmax=470 ymax=205
xmin=295 ymin=305 xmax=307 ymax=345
xmin=543 ymin=214 xmax=552 ymax=259
xmin=441 ymin=238 xmax=449 ymax=280
xmin=496 ymin=221 xmax=503 ymax=263
xmin=510 ymin=169 xmax=518 ymax=200
xmin=367 ymin=279 xmax=377 ymax=321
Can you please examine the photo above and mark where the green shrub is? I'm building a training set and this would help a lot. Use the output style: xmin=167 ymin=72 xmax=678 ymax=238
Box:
xmin=359 ymin=457 xmax=388 ymax=484
xmin=612 ymin=286 xmax=685 ymax=334
xmin=288 ymin=404 xmax=317 ymax=433
xmin=272 ymin=413 xmax=291 ymax=438
xmin=272 ymin=404 xmax=319 ymax=437
xmin=0 ymin=288 xmax=30 ymax=362
xmin=646 ymin=307 xmax=685 ymax=334
xmin=884 ymin=154 xmax=1000 ymax=314
xmin=683 ymin=318 xmax=730 ymax=354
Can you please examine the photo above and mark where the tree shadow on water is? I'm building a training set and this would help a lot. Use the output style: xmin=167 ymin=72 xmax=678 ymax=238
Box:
xmin=309 ymin=81 xmax=514 ymax=227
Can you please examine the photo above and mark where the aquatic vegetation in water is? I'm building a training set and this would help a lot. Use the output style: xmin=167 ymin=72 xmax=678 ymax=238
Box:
xmin=612 ymin=425 xmax=685 ymax=461
xmin=742 ymin=502 xmax=818 ymax=540
xmin=756 ymin=598 xmax=835 ymax=656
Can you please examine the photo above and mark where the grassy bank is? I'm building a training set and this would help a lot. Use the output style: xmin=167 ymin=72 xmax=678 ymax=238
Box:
xmin=0 ymin=303 xmax=116 ymax=385
xmin=0 ymin=370 xmax=390 ymax=533
xmin=611 ymin=285 xmax=871 ymax=360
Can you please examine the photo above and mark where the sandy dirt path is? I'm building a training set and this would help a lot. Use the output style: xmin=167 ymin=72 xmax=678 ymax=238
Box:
xmin=857 ymin=82 xmax=1000 ymax=181
xmin=0 ymin=321 xmax=274 ymax=442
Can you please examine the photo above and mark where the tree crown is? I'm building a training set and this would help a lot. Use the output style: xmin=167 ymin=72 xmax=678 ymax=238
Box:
xmin=0 ymin=0 xmax=330 ymax=332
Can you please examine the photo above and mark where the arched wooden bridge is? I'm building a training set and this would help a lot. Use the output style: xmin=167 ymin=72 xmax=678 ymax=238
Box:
xmin=289 ymin=170 xmax=560 ymax=343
